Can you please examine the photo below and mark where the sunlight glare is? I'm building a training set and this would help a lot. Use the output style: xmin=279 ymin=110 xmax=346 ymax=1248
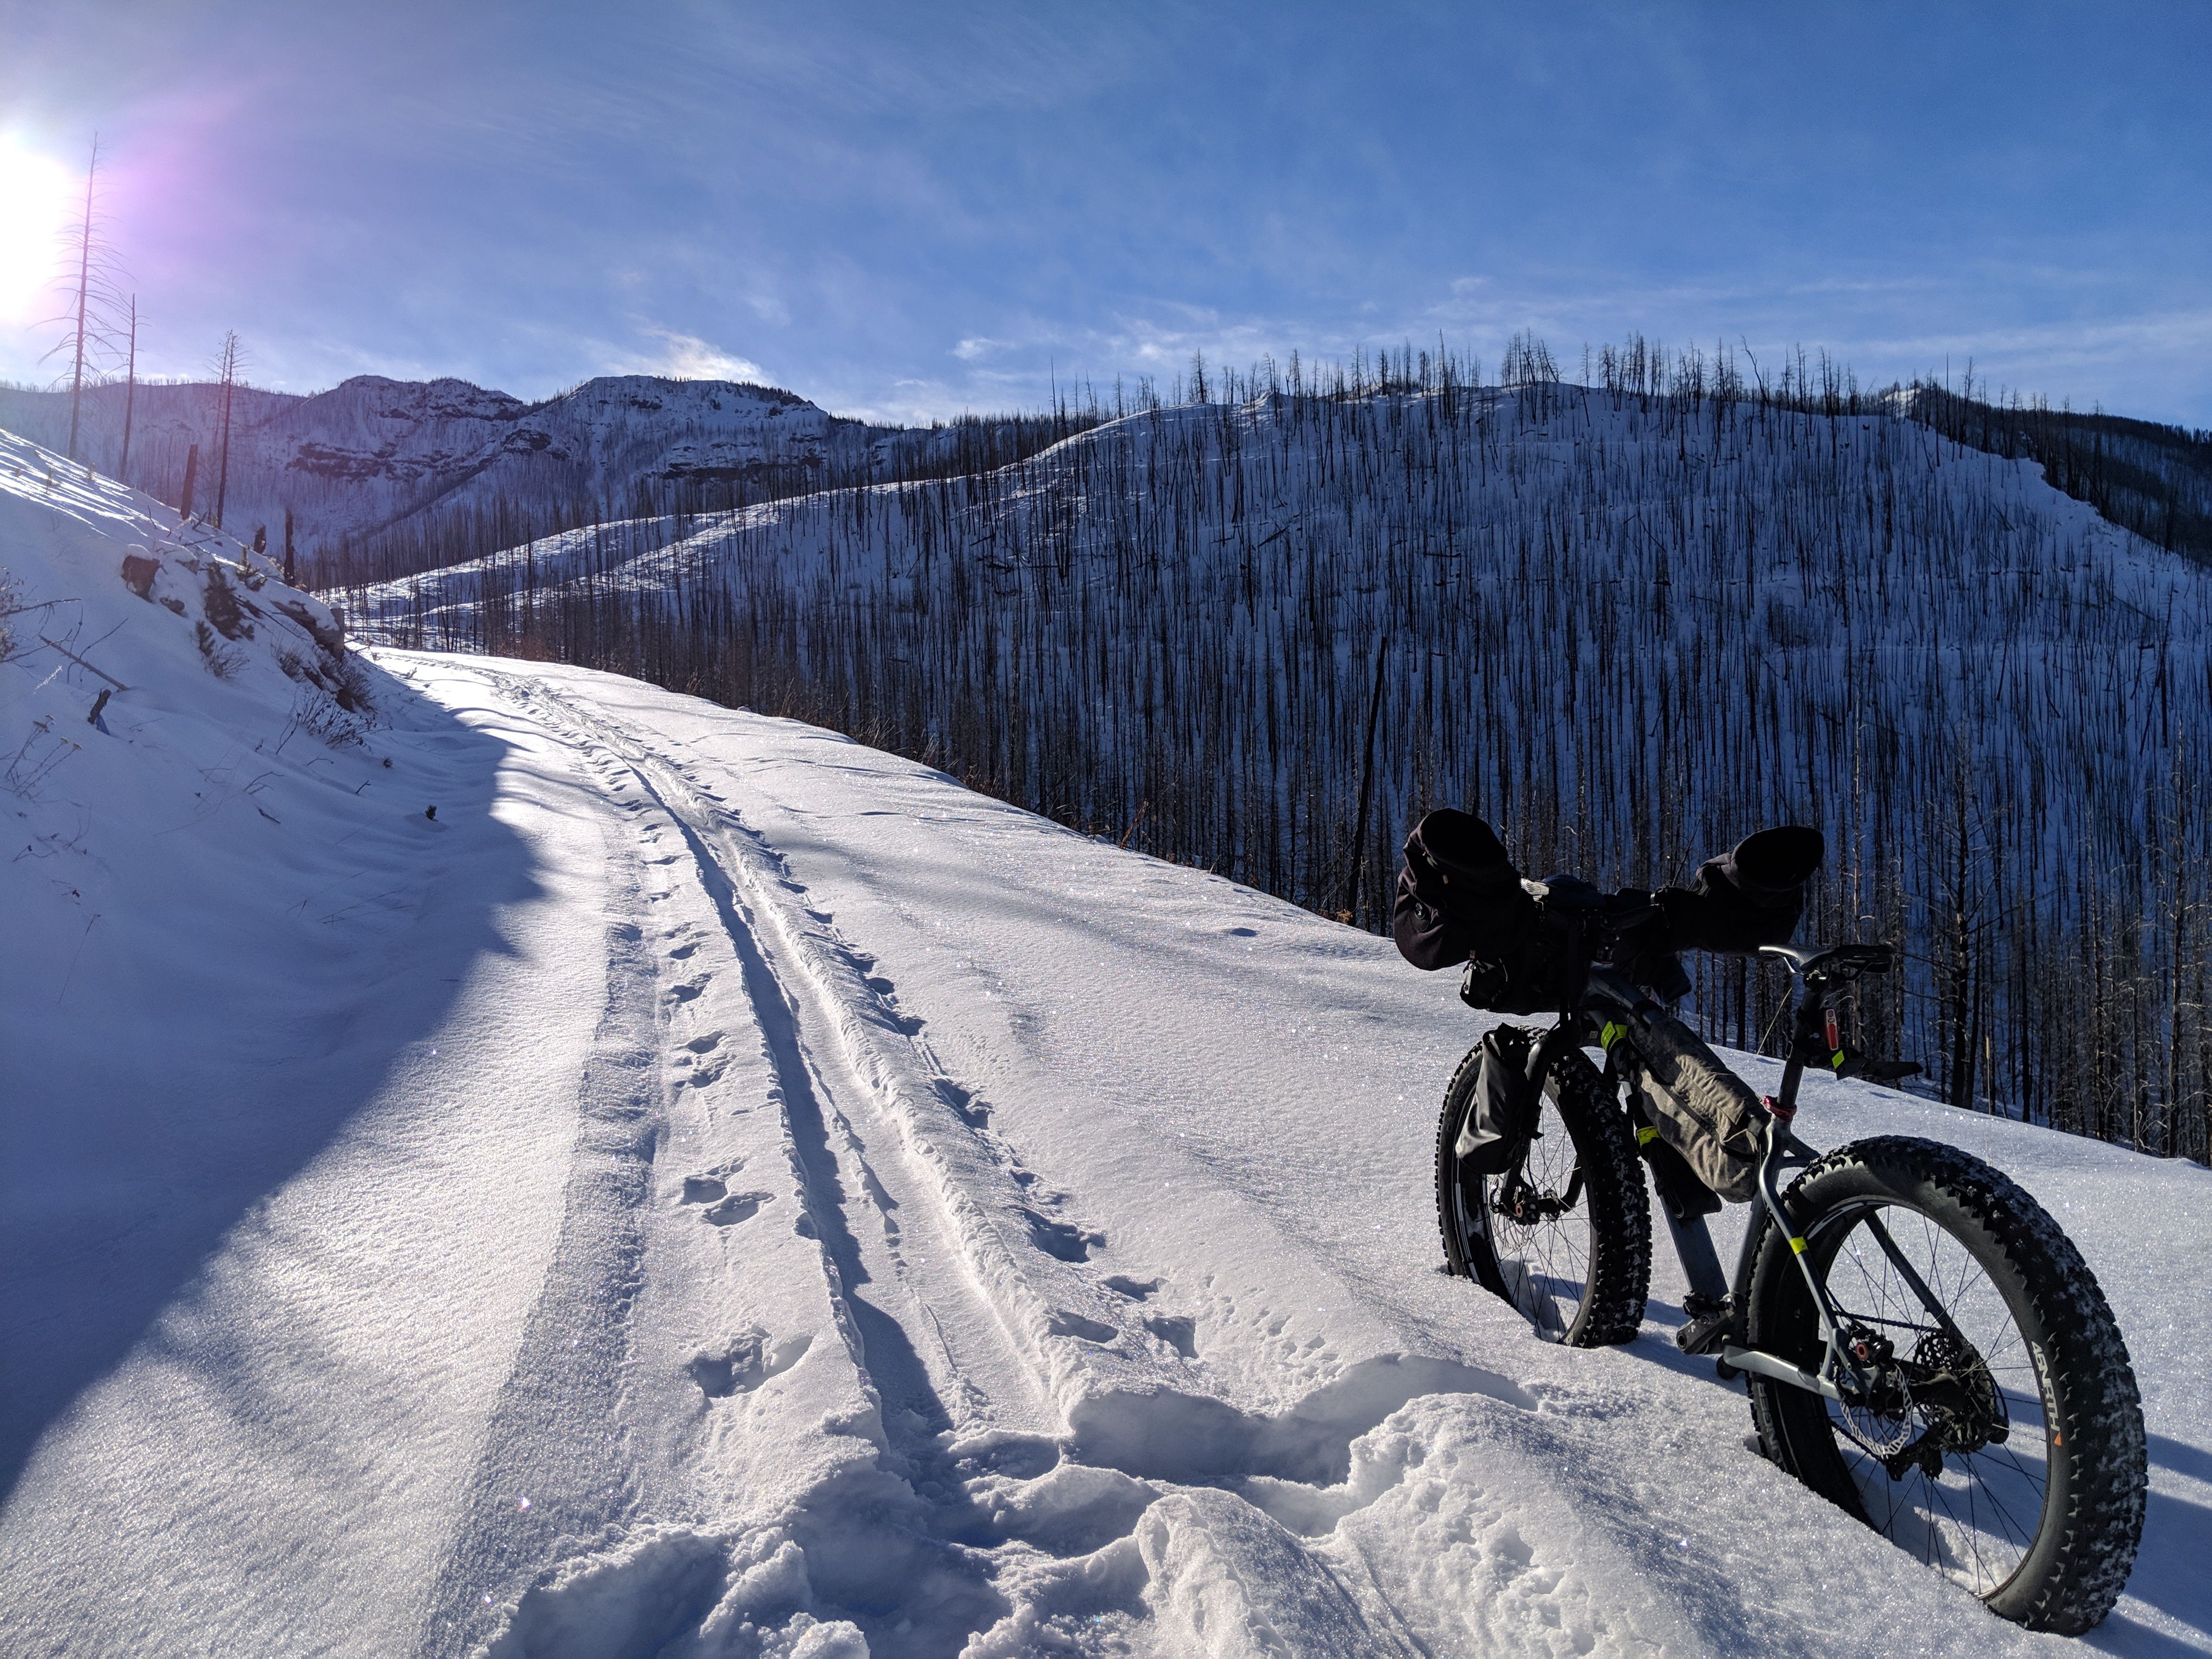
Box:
xmin=0 ymin=137 xmax=82 ymax=326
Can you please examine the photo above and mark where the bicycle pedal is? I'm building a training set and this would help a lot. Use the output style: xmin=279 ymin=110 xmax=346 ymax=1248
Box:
xmin=1676 ymin=1295 xmax=1737 ymax=1357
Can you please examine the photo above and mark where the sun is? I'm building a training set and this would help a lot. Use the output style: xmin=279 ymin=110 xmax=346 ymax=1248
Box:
xmin=0 ymin=136 xmax=83 ymax=327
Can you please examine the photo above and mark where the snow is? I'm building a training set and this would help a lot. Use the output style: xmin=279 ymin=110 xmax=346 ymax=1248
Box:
xmin=0 ymin=372 xmax=1039 ymax=565
xmin=3 ymin=430 xmax=2209 ymax=1657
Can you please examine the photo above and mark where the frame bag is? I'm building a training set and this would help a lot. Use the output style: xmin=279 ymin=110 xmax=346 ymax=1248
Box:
xmin=1620 ymin=1013 xmax=1766 ymax=1203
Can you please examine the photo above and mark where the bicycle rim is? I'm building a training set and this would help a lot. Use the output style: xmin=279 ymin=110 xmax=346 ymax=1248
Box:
xmin=1811 ymin=1199 xmax=2051 ymax=1599
xmin=1472 ymin=1114 xmax=1594 ymax=1340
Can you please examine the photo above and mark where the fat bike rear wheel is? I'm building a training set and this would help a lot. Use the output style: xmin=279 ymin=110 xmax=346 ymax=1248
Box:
xmin=1435 ymin=1037 xmax=1649 ymax=1345
xmin=1745 ymin=1135 xmax=2146 ymax=1633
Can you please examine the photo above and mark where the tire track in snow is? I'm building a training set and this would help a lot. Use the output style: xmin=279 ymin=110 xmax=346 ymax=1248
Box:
xmin=476 ymin=674 xmax=1036 ymax=1653
xmin=408 ymin=680 xmax=670 ymax=1657
xmin=452 ymin=668 xmax=1527 ymax=1657
xmin=510 ymin=677 xmax=1071 ymax=1444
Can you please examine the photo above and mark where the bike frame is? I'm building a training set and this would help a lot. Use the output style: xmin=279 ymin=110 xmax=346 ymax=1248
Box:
xmin=1573 ymin=951 xmax=1928 ymax=1406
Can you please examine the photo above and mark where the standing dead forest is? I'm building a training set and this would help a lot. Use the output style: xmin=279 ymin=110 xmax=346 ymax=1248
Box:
xmin=334 ymin=338 xmax=2212 ymax=1167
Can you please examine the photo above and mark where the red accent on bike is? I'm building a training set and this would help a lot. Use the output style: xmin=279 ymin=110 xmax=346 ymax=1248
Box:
xmin=1824 ymin=1009 xmax=1840 ymax=1050
xmin=1764 ymin=1093 xmax=1796 ymax=1121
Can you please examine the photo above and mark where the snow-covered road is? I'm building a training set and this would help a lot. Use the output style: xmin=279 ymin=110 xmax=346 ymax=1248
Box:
xmin=3 ymin=457 xmax=2206 ymax=1659
xmin=9 ymin=625 xmax=2204 ymax=1657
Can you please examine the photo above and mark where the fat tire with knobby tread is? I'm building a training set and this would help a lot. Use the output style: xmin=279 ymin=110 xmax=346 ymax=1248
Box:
xmin=1435 ymin=1035 xmax=1651 ymax=1346
xmin=1745 ymin=1134 xmax=2145 ymax=1633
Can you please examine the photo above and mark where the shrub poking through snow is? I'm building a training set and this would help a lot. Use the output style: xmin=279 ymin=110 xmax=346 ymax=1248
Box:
xmin=201 ymin=562 xmax=252 ymax=641
xmin=281 ymin=680 xmax=366 ymax=748
xmin=119 ymin=554 xmax=159 ymax=600
xmin=194 ymin=619 xmax=242 ymax=679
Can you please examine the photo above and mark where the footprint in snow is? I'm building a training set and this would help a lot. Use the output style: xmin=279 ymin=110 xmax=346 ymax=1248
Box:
xmin=1143 ymin=1314 xmax=1199 ymax=1358
xmin=1103 ymin=1275 xmax=1160 ymax=1300
xmin=670 ymin=976 xmax=709 ymax=1003
xmin=703 ymin=1190 xmax=772 ymax=1226
xmin=950 ymin=1431 xmax=1060 ymax=1481
xmin=687 ymin=1330 xmax=812 ymax=1398
xmin=1046 ymin=1310 xmax=1120 ymax=1345
xmin=685 ymin=1032 xmax=722 ymax=1054
xmin=678 ymin=1163 xmax=743 ymax=1204
xmin=860 ymin=979 xmax=923 ymax=1035
xmin=1019 ymin=1208 xmax=1104 ymax=1262
xmin=936 ymin=1080 xmax=990 ymax=1128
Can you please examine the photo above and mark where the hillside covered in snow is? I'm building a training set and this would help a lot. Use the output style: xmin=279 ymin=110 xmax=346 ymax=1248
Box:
xmin=0 ymin=374 xmax=1090 ymax=582
xmin=340 ymin=370 xmax=2212 ymax=1170
xmin=3 ymin=428 xmax=2209 ymax=1658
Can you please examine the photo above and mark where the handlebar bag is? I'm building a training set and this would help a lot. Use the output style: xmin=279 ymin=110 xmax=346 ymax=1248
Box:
xmin=1458 ymin=879 xmax=1604 ymax=1014
xmin=1657 ymin=826 xmax=1825 ymax=955
xmin=1392 ymin=810 xmax=1538 ymax=972
xmin=1619 ymin=1013 xmax=1765 ymax=1203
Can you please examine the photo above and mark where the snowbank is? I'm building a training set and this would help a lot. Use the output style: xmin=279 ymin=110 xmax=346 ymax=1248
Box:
xmin=3 ymin=433 xmax=2206 ymax=1656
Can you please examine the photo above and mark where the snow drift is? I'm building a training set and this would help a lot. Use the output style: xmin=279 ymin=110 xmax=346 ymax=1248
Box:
xmin=3 ymin=431 xmax=2208 ymax=1657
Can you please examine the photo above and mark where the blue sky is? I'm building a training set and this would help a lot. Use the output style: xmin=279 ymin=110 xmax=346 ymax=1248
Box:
xmin=2 ymin=3 xmax=2206 ymax=426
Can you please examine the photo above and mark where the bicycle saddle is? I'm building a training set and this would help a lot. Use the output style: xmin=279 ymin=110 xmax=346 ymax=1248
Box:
xmin=1759 ymin=942 xmax=1894 ymax=978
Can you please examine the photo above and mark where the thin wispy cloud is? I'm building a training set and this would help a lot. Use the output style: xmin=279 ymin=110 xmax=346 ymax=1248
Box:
xmin=614 ymin=327 xmax=767 ymax=385
xmin=0 ymin=6 xmax=2203 ymax=422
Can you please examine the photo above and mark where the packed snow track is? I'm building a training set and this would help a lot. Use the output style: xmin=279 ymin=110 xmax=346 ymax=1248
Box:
xmin=6 ymin=644 xmax=2208 ymax=1657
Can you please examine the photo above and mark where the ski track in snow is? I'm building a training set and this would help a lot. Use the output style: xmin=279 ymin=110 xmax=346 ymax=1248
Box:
xmin=3 ymin=431 xmax=2207 ymax=1659
xmin=451 ymin=666 xmax=1498 ymax=1657
xmin=336 ymin=653 xmax=2201 ymax=1659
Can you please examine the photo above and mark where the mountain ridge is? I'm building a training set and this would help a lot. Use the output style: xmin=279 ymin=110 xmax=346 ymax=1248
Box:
xmin=345 ymin=377 xmax=2212 ymax=1165
xmin=0 ymin=371 xmax=892 ymax=556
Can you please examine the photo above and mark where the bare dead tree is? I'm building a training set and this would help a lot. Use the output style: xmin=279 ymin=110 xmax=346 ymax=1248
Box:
xmin=211 ymin=331 xmax=244 ymax=530
xmin=42 ymin=137 xmax=127 ymax=462
xmin=117 ymin=294 xmax=139 ymax=484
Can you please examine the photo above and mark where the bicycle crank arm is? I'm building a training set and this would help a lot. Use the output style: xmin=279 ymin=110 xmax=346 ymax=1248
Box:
xmin=1720 ymin=1345 xmax=1844 ymax=1402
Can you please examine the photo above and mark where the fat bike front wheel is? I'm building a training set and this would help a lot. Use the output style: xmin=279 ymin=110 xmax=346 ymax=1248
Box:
xmin=1435 ymin=1039 xmax=1650 ymax=1346
xmin=1745 ymin=1135 xmax=2146 ymax=1633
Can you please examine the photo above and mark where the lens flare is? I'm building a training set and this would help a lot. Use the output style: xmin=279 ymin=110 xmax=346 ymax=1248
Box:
xmin=0 ymin=136 xmax=82 ymax=326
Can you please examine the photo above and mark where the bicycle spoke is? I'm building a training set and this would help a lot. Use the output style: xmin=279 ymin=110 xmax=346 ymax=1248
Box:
xmin=1804 ymin=1195 xmax=2053 ymax=1599
xmin=1479 ymin=1101 xmax=1595 ymax=1338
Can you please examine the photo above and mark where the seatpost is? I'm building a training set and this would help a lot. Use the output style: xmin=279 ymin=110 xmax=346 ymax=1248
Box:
xmin=1751 ymin=970 xmax=1863 ymax=1379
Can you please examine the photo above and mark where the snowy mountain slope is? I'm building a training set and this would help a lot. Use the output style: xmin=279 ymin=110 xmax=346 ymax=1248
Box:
xmin=347 ymin=381 xmax=2211 ymax=880
xmin=338 ymin=382 xmax=2212 ymax=1158
xmin=4 ymin=443 xmax=2208 ymax=1656
xmin=0 ymin=373 xmax=909 ymax=561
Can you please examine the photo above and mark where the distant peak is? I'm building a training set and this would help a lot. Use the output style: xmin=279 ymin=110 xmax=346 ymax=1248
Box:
xmin=323 ymin=373 xmax=522 ymax=404
xmin=559 ymin=374 xmax=816 ymax=409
